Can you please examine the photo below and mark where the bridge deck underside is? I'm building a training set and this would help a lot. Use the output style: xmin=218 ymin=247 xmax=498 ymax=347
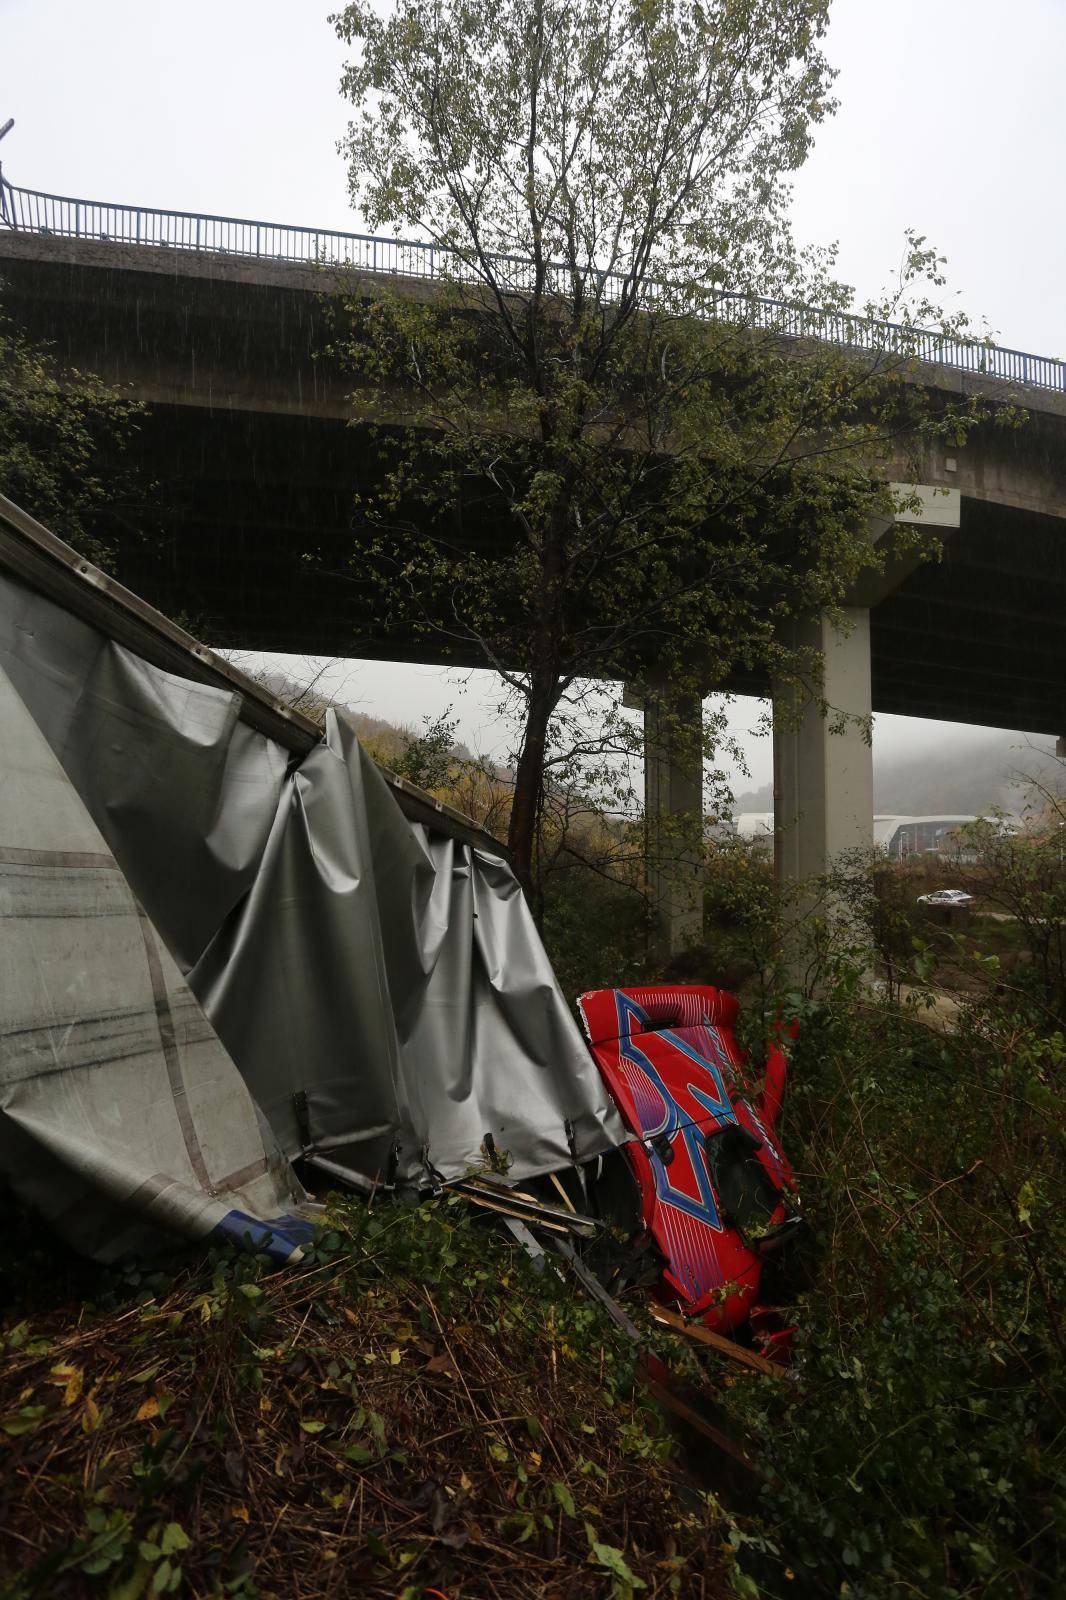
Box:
xmin=103 ymin=406 xmax=1065 ymax=736
xmin=872 ymin=498 xmax=1065 ymax=733
xmin=2 ymin=237 xmax=1063 ymax=737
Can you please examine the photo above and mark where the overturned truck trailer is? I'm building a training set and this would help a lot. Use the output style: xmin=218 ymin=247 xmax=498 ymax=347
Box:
xmin=0 ymin=493 xmax=624 ymax=1262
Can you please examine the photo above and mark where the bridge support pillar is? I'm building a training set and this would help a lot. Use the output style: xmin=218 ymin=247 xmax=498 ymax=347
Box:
xmin=773 ymin=609 xmax=873 ymax=986
xmin=640 ymin=686 xmax=704 ymax=964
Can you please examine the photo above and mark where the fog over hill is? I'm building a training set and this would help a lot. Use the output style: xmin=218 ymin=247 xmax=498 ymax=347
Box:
xmin=248 ymin=661 xmax=1062 ymax=825
xmin=734 ymin=729 xmax=1061 ymax=819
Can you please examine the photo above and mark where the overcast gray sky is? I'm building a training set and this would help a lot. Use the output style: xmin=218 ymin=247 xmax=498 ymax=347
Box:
xmin=3 ymin=0 xmax=1061 ymax=789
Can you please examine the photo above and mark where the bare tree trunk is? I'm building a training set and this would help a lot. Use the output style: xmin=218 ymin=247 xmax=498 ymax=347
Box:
xmin=505 ymin=439 xmax=571 ymax=917
xmin=507 ymin=671 xmax=558 ymax=920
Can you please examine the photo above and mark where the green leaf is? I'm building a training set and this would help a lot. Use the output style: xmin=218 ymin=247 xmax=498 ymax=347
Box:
xmin=107 ymin=1558 xmax=155 ymax=1600
xmin=589 ymin=1538 xmax=646 ymax=1590
xmin=1 ymin=1405 xmax=46 ymax=1437
xmin=1017 ymin=1179 xmax=1036 ymax=1226
xmin=345 ymin=1444 xmax=374 ymax=1463
xmin=299 ymin=1419 xmax=326 ymax=1434
xmin=82 ymin=1555 xmax=118 ymax=1576
xmin=365 ymin=1532 xmax=390 ymax=1562
xmin=128 ymin=1363 xmax=163 ymax=1384
xmin=159 ymin=1524 xmax=189 ymax=1556
xmin=552 ymin=1480 xmax=576 ymax=1517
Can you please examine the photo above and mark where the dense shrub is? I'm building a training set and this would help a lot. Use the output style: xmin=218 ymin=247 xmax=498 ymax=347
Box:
xmin=541 ymin=867 xmax=652 ymax=1003
xmin=723 ymin=973 xmax=1065 ymax=1598
xmin=702 ymin=842 xmax=781 ymax=999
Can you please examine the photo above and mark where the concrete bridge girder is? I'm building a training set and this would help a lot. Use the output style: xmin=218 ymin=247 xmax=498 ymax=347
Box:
xmin=2 ymin=231 xmax=1065 ymax=960
xmin=2 ymin=230 xmax=1062 ymax=738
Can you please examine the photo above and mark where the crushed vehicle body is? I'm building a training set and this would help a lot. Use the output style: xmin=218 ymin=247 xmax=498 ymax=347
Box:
xmin=577 ymin=985 xmax=800 ymax=1334
xmin=0 ymin=490 xmax=800 ymax=1364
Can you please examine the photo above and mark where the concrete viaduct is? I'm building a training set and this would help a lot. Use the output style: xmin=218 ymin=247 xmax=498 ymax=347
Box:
xmin=2 ymin=176 xmax=1064 ymax=951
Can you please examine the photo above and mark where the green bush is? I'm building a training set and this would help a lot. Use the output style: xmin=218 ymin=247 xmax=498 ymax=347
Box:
xmin=541 ymin=866 xmax=652 ymax=1002
xmin=726 ymin=991 xmax=1065 ymax=1598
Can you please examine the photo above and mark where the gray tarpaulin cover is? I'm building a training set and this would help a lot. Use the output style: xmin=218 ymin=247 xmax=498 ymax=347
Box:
xmin=0 ymin=573 xmax=623 ymax=1257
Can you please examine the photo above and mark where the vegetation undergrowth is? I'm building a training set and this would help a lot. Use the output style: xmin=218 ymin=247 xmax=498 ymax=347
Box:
xmin=2 ymin=787 xmax=1063 ymax=1600
xmin=715 ymin=942 xmax=1065 ymax=1597
xmin=0 ymin=1196 xmax=735 ymax=1600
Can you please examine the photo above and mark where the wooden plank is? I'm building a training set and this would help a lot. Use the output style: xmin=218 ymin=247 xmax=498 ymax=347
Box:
xmin=639 ymin=1365 xmax=762 ymax=1476
xmin=650 ymin=1305 xmax=786 ymax=1378
xmin=453 ymin=1178 xmax=598 ymax=1237
xmin=461 ymin=1191 xmax=572 ymax=1235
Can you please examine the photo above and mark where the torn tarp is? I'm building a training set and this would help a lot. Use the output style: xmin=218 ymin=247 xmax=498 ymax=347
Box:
xmin=0 ymin=656 xmax=313 ymax=1263
xmin=0 ymin=569 xmax=624 ymax=1251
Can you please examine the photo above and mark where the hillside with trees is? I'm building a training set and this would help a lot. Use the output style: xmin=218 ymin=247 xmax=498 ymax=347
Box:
xmin=735 ymin=727 xmax=1061 ymax=821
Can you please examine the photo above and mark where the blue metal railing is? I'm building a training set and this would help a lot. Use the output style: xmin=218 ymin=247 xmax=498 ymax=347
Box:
xmin=2 ymin=170 xmax=1063 ymax=393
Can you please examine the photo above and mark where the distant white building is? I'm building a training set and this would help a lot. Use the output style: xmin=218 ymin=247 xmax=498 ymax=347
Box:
xmin=874 ymin=815 xmax=905 ymax=852
xmin=732 ymin=811 xmax=983 ymax=861
xmin=877 ymin=815 xmax=979 ymax=861
xmin=734 ymin=811 xmax=776 ymax=845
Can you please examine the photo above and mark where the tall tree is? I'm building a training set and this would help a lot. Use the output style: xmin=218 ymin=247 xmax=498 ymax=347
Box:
xmin=0 ymin=303 xmax=145 ymax=566
xmin=331 ymin=0 xmax=989 ymax=905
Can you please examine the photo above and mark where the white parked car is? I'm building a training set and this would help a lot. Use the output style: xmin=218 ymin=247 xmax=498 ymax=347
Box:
xmin=917 ymin=888 xmax=974 ymax=907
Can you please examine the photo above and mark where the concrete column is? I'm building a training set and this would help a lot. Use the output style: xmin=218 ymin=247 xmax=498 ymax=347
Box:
xmin=773 ymin=608 xmax=874 ymax=882
xmin=642 ymin=687 xmax=704 ymax=962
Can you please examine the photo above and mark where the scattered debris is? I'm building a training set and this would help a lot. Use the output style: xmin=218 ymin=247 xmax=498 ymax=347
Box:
xmin=0 ymin=1195 xmax=735 ymax=1599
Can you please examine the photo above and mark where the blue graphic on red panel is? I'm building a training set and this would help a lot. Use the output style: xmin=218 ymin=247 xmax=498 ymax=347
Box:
xmin=614 ymin=993 xmax=673 ymax=1134
xmin=614 ymin=992 xmax=737 ymax=1250
xmin=654 ymin=1024 xmax=736 ymax=1124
